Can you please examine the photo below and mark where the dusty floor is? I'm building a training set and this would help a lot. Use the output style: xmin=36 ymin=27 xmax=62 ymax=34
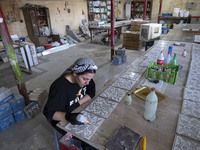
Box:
xmin=0 ymin=42 xmax=145 ymax=150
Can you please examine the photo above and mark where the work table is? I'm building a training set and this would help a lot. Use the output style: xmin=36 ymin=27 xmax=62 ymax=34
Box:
xmin=57 ymin=40 xmax=194 ymax=150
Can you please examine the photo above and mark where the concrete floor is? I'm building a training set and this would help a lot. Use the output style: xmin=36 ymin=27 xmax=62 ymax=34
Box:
xmin=0 ymin=42 xmax=145 ymax=150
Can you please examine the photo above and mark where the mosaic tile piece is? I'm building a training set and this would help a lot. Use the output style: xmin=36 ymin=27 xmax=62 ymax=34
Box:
xmin=121 ymin=71 xmax=142 ymax=81
xmin=181 ymin=100 xmax=200 ymax=119
xmin=172 ymin=135 xmax=200 ymax=150
xmin=176 ymin=114 xmax=200 ymax=142
xmin=128 ymin=66 xmax=147 ymax=74
xmin=85 ymin=97 xmax=118 ymax=118
xmin=112 ymin=77 xmax=137 ymax=90
xmin=65 ymin=111 xmax=104 ymax=140
xmin=139 ymin=57 xmax=155 ymax=67
xmin=183 ymin=88 xmax=200 ymax=102
xmin=100 ymin=86 xmax=127 ymax=102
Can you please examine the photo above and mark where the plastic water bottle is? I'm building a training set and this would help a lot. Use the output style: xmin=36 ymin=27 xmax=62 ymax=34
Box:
xmin=182 ymin=49 xmax=187 ymax=58
xmin=157 ymin=51 xmax=164 ymax=65
xmin=170 ymin=53 xmax=177 ymax=67
xmin=125 ymin=93 xmax=132 ymax=105
xmin=144 ymin=88 xmax=158 ymax=122
xmin=168 ymin=46 xmax=173 ymax=56
xmin=164 ymin=52 xmax=171 ymax=66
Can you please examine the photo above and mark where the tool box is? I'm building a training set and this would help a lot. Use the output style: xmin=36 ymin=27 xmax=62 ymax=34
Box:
xmin=146 ymin=62 xmax=180 ymax=84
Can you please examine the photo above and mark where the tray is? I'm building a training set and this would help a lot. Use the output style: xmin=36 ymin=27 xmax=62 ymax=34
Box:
xmin=133 ymin=86 xmax=168 ymax=105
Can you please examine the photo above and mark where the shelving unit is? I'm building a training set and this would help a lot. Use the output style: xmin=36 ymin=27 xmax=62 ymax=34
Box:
xmin=22 ymin=6 xmax=52 ymax=47
xmin=87 ymin=0 xmax=119 ymax=23
xmin=131 ymin=0 xmax=152 ymax=20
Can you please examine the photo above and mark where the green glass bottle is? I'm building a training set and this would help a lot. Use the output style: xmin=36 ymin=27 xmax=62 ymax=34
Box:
xmin=170 ymin=53 xmax=177 ymax=67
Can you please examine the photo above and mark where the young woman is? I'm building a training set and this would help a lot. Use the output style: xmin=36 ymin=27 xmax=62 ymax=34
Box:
xmin=43 ymin=57 xmax=98 ymax=136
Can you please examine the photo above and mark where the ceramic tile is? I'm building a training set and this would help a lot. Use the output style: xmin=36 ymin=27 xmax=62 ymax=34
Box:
xmin=127 ymin=66 xmax=147 ymax=74
xmin=183 ymin=88 xmax=200 ymax=102
xmin=100 ymin=86 xmax=127 ymax=102
xmin=85 ymin=97 xmax=118 ymax=118
xmin=181 ymin=100 xmax=200 ymax=119
xmin=112 ymin=77 xmax=137 ymax=90
xmin=65 ymin=111 xmax=104 ymax=140
xmin=172 ymin=135 xmax=200 ymax=150
xmin=176 ymin=114 xmax=200 ymax=142
xmin=121 ymin=71 xmax=142 ymax=81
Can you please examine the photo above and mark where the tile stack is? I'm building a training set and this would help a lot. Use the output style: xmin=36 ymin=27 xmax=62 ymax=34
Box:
xmin=0 ymin=87 xmax=26 ymax=132
xmin=122 ymin=31 xmax=144 ymax=50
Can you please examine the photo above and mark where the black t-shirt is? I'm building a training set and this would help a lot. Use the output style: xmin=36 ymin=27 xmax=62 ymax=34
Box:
xmin=43 ymin=75 xmax=95 ymax=128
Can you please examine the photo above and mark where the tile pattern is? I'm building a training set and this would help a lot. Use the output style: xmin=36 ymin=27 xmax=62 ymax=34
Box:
xmin=127 ymin=66 xmax=147 ymax=74
xmin=112 ymin=77 xmax=137 ymax=90
xmin=121 ymin=71 xmax=142 ymax=81
xmin=183 ymin=88 xmax=200 ymax=102
xmin=100 ymin=86 xmax=127 ymax=102
xmin=65 ymin=111 xmax=104 ymax=140
xmin=172 ymin=135 xmax=200 ymax=150
xmin=176 ymin=114 xmax=200 ymax=142
xmin=181 ymin=100 xmax=200 ymax=119
xmin=85 ymin=97 xmax=118 ymax=118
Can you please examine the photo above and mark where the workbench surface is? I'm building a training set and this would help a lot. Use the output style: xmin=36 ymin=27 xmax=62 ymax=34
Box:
xmin=57 ymin=40 xmax=193 ymax=150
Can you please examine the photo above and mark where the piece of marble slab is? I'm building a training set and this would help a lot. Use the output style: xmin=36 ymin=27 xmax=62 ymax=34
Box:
xmin=65 ymin=111 xmax=104 ymax=140
xmin=172 ymin=135 xmax=200 ymax=150
xmin=176 ymin=114 xmax=200 ymax=142
xmin=121 ymin=71 xmax=142 ymax=81
xmin=100 ymin=86 xmax=127 ymax=102
xmin=85 ymin=97 xmax=118 ymax=118
xmin=139 ymin=57 xmax=155 ymax=67
xmin=183 ymin=88 xmax=200 ymax=102
xmin=112 ymin=77 xmax=137 ymax=90
xmin=181 ymin=100 xmax=200 ymax=119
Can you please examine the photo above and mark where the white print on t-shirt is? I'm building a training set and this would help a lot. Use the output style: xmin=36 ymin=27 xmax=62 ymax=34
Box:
xmin=69 ymin=87 xmax=87 ymax=106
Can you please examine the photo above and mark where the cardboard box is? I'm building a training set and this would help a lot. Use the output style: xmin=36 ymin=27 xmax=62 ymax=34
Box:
xmin=0 ymin=87 xmax=14 ymax=105
xmin=0 ymin=103 xmax=13 ymax=120
xmin=0 ymin=114 xmax=15 ymax=132
xmin=13 ymin=109 xmax=26 ymax=122
xmin=9 ymin=94 xmax=26 ymax=112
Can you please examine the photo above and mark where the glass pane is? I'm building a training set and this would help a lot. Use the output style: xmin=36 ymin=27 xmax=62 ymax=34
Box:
xmin=30 ymin=10 xmax=39 ymax=36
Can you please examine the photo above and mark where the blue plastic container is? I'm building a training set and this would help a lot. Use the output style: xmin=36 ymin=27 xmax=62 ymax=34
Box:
xmin=13 ymin=109 xmax=27 ymax=122
xmin=0 ymin=103 xmax=13 ymax=120
xmin=0 ymin=114 xmax=15 ymax=132
xmin=113 ymin=55 xmax=122 ymax=65
xmin=9 ymin=95 xmax=25 ymax=113
xmin=122 ymin=54 xmax=127 ymax=63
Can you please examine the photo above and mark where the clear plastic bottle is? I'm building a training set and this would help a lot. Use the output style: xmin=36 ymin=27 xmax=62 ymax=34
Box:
xmin=164 ymin=52 xmax=171 ymax=66
xmin=157 ymin=51 xmax=164 ymax=65
xmin=144 ymin=88 xmax=158 ymax=122
xmin=170 ymin=53 xmax=177 ymax=67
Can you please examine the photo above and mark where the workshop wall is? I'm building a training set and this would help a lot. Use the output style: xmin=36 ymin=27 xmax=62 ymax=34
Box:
xmin=0 ymin=0 xmax=88 ymax=37
xmin=151 ymin=0 xmax=200 ymax=22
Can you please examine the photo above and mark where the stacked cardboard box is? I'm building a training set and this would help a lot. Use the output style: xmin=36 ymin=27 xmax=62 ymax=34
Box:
xmin=123 ymin=31 xmax=144 ymax=50
xmin=0 ymin=87 xmax=26 ymax=132
xmin=131 ymin=20 xmax=148 ymax=32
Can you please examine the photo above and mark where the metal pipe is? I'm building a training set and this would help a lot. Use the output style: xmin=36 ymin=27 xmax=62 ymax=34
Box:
xmin=111 ymin=0 xmax=115 ymax=60
xmin=158 ymin=0 xmax=163 ymax=23
xmin=0 ymin=5 xmax=30 ymax=105
xmin=143 ymin=0 xmax=148 ymax=20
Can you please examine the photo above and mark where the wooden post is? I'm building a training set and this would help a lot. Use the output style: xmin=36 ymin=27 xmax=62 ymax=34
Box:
xmin=111 ymin=0 xmax=115 ymax=60
xmin=0 ymin=5 xmax=30 ymax=105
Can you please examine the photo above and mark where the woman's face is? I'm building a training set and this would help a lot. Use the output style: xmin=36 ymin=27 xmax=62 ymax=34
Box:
xmin=74 ymin=73 xmax=95 ymax=87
